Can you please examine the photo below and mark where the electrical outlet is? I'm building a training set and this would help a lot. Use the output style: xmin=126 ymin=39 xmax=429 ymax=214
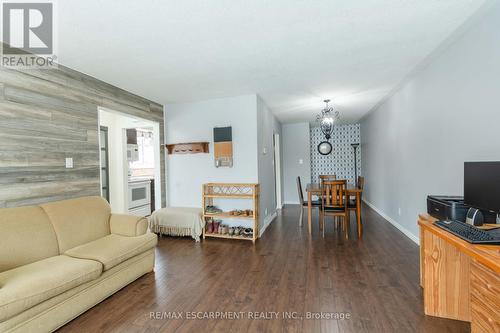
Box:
xmin=65 ymin=157 xmax=73 ymax=169
xmin=398 ymin=207 xmax=402 ymax=216
xmin=265 ymin=208 xmax=268 ymax=216
xmin=299 ymin=159 xmax=303 ymax=165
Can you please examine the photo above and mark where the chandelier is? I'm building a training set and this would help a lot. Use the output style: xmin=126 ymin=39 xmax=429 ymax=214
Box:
xmin=316 ymin=99 xmax=340 ymax=140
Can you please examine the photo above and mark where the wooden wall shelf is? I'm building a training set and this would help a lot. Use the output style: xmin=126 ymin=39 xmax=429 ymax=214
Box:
xmin=165 ymin=142 xmax=209 ymax=154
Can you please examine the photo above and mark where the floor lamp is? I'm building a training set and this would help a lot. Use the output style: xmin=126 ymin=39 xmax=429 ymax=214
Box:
xmin=351 ymin=143 xmax=359 ymax=187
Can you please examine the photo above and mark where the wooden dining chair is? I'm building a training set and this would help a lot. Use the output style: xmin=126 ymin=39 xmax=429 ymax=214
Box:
xmin=321 ymin=180 xmax=349 ymax=238
xmin=319 ymin=174 xmax=336 ymax=184
xmin=348 ymin=176 xmax=365 ymax=224
xmin=357 ymin=176 xmax=365 ymax=190
xmin=297 ymin=177 xmax=321 ymax=226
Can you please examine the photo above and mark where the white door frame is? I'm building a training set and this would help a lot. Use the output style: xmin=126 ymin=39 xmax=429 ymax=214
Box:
xmin=98 ymin=107 xmax=162 ymax=213
xmin=273 ymin=133 xmax=282 ymax=209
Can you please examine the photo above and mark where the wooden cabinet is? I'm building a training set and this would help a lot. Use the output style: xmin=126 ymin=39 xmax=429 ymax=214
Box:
xmin=418 ymin=214 xmax=500 ymax=333
xmin=421 ymin=228 xmax=471 ymax=321
xmin=126 ymin=128 xmax=137 ymax=144
xmin=471 ymin=260 xmax=500 ymax=333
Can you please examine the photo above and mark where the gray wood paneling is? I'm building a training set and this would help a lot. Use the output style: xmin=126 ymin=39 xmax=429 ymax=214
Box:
xmin=0 ymin=64 xmax=165 ymax=208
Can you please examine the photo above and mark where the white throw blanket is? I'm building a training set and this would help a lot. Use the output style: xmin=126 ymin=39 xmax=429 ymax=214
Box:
xmin=149 ymin=207 xmax=204 ymax=242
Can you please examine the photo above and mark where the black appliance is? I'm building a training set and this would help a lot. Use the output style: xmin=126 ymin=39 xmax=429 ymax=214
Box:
xmin=427 ymin=195 xmax=469 ymax=222
xmin=126 ymin=128 xmax=138 ymax=144
xmin=464 ymin=161 xmax=500 ymax=216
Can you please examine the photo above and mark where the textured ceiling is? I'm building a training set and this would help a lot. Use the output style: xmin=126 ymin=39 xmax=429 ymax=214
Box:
xmin=56 ymin=0 xmax=487 ymax=123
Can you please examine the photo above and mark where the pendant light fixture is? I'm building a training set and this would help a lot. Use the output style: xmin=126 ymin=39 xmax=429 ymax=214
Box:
xmin=316 ymin=99 xmax=340 ymax=155
xmin=316 ymin=99 xmax=340 ymax=140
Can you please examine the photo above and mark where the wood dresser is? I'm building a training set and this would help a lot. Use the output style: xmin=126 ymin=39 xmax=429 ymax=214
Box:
xmin=418 ymin=214 xmax=500 ymax=333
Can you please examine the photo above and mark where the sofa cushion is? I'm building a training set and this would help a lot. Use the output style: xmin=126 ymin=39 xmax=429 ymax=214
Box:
xmin=0 ymin=250 xmax=155 ymax=333
xmin=0 ymin=205 xmax=59 ymax=272
xmin=0 ymin=255 xmax=102 ymax=322
xmin=40 ymin=196 xmax=111 ymax=253
xmin=64 ymin=233 xmax=158 ymax=271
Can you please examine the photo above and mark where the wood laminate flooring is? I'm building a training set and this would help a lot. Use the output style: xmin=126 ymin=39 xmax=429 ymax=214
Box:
xmin=58 ymin=204 xmax=469 ymax=333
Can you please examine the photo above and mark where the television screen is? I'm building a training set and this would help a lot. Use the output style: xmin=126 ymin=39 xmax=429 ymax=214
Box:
xmin=464 ymin=162 xmax=500 ymax=214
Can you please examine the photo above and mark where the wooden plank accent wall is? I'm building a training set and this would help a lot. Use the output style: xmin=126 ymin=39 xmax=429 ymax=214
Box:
xmin=0 ymin=65 xmax=165 ymax=208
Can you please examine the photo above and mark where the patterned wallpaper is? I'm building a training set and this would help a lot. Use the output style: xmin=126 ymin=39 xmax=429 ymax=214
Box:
xmin=310 ymin=124 xmax=361 ymax=185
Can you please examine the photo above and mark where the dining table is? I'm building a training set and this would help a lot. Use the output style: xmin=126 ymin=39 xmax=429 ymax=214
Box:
xmin=306 ymin=183 xmax=364 ymax=238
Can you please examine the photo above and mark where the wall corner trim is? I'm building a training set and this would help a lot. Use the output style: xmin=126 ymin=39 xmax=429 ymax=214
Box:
xmin=362 ymin=199 xmax=420 ymax=245
xmin=259 ymin=211 xmax=278 ymax=237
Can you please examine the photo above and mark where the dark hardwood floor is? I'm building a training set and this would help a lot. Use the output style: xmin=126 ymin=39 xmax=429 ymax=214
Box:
xmin=58 ymin=204 xmax=469 ymax=333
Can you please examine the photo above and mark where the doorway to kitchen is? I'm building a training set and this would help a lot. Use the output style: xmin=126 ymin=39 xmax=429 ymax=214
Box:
xmin=98 ymin=107 xmax=161 ymax=216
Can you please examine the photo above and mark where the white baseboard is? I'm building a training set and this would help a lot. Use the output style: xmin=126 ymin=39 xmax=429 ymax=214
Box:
xmin=259 ymin=211 xmax=278 ymax=237
xmin=283 ymin=201 xmax=300 ymax=205
xmin=362 ymin=199 xmax=420 ymax=245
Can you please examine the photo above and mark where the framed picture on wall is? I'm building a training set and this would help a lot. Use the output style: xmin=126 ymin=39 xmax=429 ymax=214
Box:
xmin=214 ymin=126 xmax=233 ymax=167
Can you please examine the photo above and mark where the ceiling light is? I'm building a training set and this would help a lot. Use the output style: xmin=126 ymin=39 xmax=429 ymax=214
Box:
xmin=316 ymin=99 xmax=339 ymax=140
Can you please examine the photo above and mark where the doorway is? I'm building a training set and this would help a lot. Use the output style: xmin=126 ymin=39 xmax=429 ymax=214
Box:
xmin=98 ymin=108 xmax=161 ymax=215
xmin=273 ymin=133 xmax=282 ymax=209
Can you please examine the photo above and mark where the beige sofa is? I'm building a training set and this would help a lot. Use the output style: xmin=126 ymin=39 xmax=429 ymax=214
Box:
xmin=0 ymin=196 xmax=158 ymax=333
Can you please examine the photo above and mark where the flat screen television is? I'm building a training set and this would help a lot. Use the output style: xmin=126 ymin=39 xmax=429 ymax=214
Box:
xmin=464 ymin=161 xmax=500 ymax=214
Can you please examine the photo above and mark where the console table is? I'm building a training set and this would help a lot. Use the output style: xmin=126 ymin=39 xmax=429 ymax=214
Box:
xmin=418 ymin=214 xmax=499 ymax=333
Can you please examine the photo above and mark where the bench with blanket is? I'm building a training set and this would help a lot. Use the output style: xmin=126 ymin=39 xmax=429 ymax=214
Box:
xmin=149 ymin=207 xmax=205 ymax=242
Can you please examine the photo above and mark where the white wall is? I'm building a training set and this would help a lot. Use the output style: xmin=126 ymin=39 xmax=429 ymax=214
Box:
xmin=166 ymin=94 xmax=283 ymax=235
xmin=282 ymin=123 xmax=311 ymax=204
xmin=360 ymin=2 xmax=500 ymax=243
xmin=165 ymin=95 xmax=259 ymax=208
xmin=257 ymin=96 xmax=283 ymax=234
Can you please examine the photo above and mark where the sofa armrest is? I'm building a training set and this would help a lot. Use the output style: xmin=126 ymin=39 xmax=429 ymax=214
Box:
xmin=110 ymin=214 xmax=148 ymax=237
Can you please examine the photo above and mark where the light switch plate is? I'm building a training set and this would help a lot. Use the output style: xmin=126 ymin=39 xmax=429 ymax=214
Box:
xmin=299 ymin=159 xmax=303 ymax=165
xmin=65 ymin=157 xmax=73 ymax=169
